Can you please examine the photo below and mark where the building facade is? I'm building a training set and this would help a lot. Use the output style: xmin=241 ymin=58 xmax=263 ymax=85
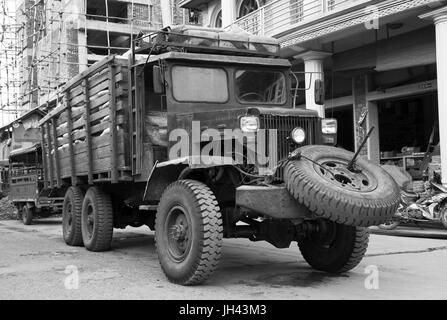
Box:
xmin=15 ymin=0 xmax=164 ymax=110
xmin=179 ymin=0 xmax=447 ymax=185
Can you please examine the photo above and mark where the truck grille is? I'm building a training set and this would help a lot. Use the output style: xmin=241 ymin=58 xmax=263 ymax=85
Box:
xmin=259 ymin=114 xmax=320 ymax=181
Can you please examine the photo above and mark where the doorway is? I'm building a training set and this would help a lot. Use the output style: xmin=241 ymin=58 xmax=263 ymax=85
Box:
xmin=326 ymin=105 xmax=354 ymax=152
xmin=378 ymin=93 xmax=438 ymax=154
xmin=378 ymin=93 xmax=439 ymax=179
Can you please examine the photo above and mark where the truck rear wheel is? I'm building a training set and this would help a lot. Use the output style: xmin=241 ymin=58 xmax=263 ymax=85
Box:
xmin=63 ymin=187 xmax=84 ymax=246
xmin=22 ymin=205 xmax=33 ymax=225
xmin=81 ymin=187 xmax=113 ymax=252
xmin=155 ymin=180 xmax=223 ymax=285
xmin=298 ymin=219 xmax=369 ymax=273
xmin=284 ymin=145 xmax=400 ymax=227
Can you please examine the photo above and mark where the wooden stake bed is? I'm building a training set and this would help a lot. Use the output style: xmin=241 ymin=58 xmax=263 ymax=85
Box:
xmin=39 ymin=56 xmax=132 ymax=187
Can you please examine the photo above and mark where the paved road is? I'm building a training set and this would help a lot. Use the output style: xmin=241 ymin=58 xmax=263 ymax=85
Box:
xmin=0 ymin=218 xmax=446 ymax=300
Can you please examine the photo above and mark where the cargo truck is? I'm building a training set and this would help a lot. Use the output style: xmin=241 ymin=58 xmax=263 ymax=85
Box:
xmin=38 ymin=26 xmax=400 ymax=285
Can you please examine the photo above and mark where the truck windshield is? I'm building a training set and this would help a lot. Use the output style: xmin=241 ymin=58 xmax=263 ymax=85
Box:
xmin=235 ymin=69 xmax=286 ymax=104
xmin=172 ymin=66 xmax=229 ymax=103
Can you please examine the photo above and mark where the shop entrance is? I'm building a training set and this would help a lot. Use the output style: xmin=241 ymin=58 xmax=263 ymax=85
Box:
xmin=378 ymin=93 xmax=439 ymax=179
xmin=326 ymin=105 xmax=354 ymax=152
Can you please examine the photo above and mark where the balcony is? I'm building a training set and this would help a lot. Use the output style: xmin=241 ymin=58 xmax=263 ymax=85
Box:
xmin=179 ymin=0 xmax=212 ymax=9
xmin=234 ymin=0 xmax=373 ymax=37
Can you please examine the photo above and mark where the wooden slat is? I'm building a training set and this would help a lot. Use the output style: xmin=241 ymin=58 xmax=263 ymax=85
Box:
xmin=68 ymin=67 xmax=109 ymax=100
xmin=134 ymin=65 xmax=143 ymax=175
xmin=41 ymin=125 xmax=49 ymax=188
xmin=70 ymin=82 xmax=108 ymax=107
xmin=68 ymin=69 xmax=124 ymax=102
xmin=73 ymin=75 xmax=126 ymax=107
xmin=39 ymin=58 xmax=114 ymax=125
xmin=68 ymin=72 xmax=125 ymax=108
xmin=45 ymin=122 xmax=54 ymax=188
xmin=90 ymin=106 xmax=110 ymax=123
xmin=58 ymin=138 xmax=125 ymax=160
xmin=59 ymin=155 xmax=127 ymax=179
xmin=71 ymin=115 xmax=124 ymax=141
xmin=56 ymin=107 xmax=84 ymax=126
xmin=65 ymin=92 xmax=76 ymax=186
xmin=83 ymin=78 xmax=93 ymax=185
xmin=59 ymin=56 xmax=115 ymax=98
xmin=127 ymin=53 xmax=135 ymax=175
xmin=64 ymin=87 xmax=123 ymax=125
xmin=52 ymin=118 xmax=62 ymax=187
xmin=69 ymin=100 xmax=111 ymax=132
xmin=109 ymin=63 xmax=118 ymax=183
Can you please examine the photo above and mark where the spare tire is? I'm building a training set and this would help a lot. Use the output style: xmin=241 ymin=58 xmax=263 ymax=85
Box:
xmin=284 ymin=145 xmax=400 ymax=227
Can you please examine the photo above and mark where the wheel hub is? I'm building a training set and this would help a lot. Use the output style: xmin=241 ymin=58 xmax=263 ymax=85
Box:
xmin=165 ymin=206 xmax=192 ymax=262
xmin=314 ymin=159 xmax=377 ymax=192
xmin=85 ymin=204 xmax=94 ymax=238
xmin=313 ymin=219 xmax=337 ymax=247
xmin=171 ymin=224 xmax=186 ymax=241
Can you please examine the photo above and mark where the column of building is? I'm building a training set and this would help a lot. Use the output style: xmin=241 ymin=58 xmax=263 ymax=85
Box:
xmin=421 ymin=6 xmax=447 ymax=185
xmin=294 ymin=51 xmax=331 ymax=118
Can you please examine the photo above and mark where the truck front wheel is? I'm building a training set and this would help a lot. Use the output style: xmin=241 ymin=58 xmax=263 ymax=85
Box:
xmin=298 ymin=219 xmax=369 ymax=273
xmin=63 ymin=187 xmax=84 ymax=246
xmin=155 ymin=180 xmax=223 ymax=285
xmin=81 ymin=187 xmax=113 ymax=252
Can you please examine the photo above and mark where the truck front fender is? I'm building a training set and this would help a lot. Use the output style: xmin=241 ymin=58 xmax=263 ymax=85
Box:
xmin=143 ymin=156 xmax=235 ymax=201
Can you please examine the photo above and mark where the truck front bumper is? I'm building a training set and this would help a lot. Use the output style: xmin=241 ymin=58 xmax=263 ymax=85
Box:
xmin=235 ymin=185 xmax=311 ymax=220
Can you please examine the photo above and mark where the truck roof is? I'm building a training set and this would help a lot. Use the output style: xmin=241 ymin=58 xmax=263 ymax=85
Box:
xmin=9 ymin=143 xmax=40 ymax=158
xmin=134 ymin=25 xmax=281 ymax=58
xmin=135 ymin=51 xmax=291 ymax=68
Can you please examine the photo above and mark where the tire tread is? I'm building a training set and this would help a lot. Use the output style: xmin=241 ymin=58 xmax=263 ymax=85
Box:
xmin=155 ymin=179 xmax=223 ymax=285
xmin=285 ymin=146 xmax=400 ymax=227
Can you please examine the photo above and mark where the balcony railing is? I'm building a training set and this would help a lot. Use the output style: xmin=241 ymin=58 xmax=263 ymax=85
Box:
xmin=235 ymin=0 xmax=372 ymax=37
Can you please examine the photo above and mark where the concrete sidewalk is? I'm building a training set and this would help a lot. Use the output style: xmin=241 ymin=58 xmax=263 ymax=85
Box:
xmin=370 ymin=224 xmax=447 ymax=240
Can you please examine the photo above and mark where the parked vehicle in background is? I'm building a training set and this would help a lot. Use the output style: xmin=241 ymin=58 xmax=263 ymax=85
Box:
xmin=35 ymin=26 xmax=400 ymax=285
xmin=379 ymin=179 xmax=447 ymax=230
xmin=0 ymin=161 xmax=9 ymax=199
xmin=8 ymin=144 xmax=63 ymax=225
xmin=379 ymin=126 xmax=447 ymax=230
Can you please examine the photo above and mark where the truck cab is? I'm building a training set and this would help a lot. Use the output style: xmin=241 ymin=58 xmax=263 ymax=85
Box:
xmin=130 ymin=27 xmax=335 ymax=181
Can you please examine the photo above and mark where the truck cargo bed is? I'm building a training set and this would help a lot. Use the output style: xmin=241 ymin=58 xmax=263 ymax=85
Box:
xmin=40 ymin=56 xmax=131 ymax=187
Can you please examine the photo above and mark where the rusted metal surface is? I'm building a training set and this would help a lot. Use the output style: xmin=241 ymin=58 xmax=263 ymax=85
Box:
xmin=236 ymin=185 xmax=311 ymax=219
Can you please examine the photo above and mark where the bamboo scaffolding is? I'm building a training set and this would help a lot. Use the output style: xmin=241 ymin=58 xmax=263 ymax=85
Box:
xmin=1 ymin=0 xmax=157 ymax=123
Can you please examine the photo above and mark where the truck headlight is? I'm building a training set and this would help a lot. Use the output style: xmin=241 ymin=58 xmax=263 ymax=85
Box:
xmin=291 ymin=127 xmax=306 ymax=144
xmin=240 ymin=116 xmax=259 ymax=133
xmin=322 ymin=118 xmax=338 ymax=134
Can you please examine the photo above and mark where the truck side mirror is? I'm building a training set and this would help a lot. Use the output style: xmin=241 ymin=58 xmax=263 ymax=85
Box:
xmin=153 ymin=65 xmax=164 ymax=94
xmin=314 ymin=79 xmax=325 ymax=105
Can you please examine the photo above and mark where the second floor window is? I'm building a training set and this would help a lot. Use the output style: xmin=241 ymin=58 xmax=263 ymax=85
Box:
xmin=215 ymin=10 xmax=222 ymax=28
xmin=238 ymin=0 xmax=259 ymax=18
